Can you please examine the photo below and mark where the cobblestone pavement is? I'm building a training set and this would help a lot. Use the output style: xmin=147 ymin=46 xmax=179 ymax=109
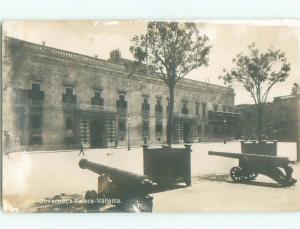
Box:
xmin=2 ymin=142 xmax=299 ymax=212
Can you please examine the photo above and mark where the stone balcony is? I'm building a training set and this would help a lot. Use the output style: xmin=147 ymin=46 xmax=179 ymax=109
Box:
xmin=174 ymin=112 xmax=199 ymax=120
xmin=78 ymin=103 xmax=117 ymax=113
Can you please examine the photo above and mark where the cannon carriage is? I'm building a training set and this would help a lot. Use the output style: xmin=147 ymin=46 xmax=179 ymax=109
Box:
xmin=79 ymin=159 xmax=157 ymax=212
xmin=79 ymin=145 xmax=192 ymax=212
xmin=208 ymin=151 xmax=297 ymax=187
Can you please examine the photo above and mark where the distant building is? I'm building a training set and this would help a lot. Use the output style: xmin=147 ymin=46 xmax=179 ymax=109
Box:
xmin=236 ymin=94 xmax=300 ymax=141
xmin=2 ymin=37 xmax=240 ymax=151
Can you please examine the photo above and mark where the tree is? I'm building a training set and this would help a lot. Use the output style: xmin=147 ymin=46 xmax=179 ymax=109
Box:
xmin=130 ymin=22 xmax=211 ymax=146
xmin=291 ymin=82 xmax=300 ymax=95
xmin=220 ymin=43 xmax=291 ymax=141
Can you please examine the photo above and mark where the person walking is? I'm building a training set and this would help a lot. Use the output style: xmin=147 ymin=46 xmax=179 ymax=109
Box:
xmin=79 ymin=142 xmax=85 ymax=156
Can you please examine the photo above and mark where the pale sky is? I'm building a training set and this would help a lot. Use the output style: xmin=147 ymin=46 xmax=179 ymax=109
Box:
xmin=3 ymin=20 xmax=300 ymax=104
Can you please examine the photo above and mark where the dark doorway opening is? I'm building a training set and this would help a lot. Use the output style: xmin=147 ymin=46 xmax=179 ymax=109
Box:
xmin=90 ymin=120 xmax=105 ymax=148
xmin=183 ymin=122 xmax=191 ymax=143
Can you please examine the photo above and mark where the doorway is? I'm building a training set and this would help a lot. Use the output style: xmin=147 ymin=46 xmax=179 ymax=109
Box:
xmin=183 ymin=122 xmax=192 ymax=143
xmin=90 ymin=120 xmax=105 ymax=148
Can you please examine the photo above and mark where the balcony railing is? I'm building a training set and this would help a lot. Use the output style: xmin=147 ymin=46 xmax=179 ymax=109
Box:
xmin=18 ymin=38 xmax=125 ymax=71
xmin=28 ymin=90 xmax=44 ymax=101
xmin=62 ymin=94 xmax=76 ymax=104
xmin=91 ymin=97 xmax=104 ymax=106
xmin=174 ymin=112 xmax=198 ymax=119
xmin=155 ymin=111 xmax=163 ymax=119
xmin=78 ymin=103 xmax=116 ymax=113
xmin=142 ymin=111 xmax=150 ymax=119
xmin=117 ymin=108 xmax=127 ymax=119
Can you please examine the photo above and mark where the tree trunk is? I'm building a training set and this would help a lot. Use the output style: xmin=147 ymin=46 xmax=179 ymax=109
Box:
xmin=257 ymin=103 xmax=264 ymax=142
xmin=166 ymin=67 xmax=177 ymax=147
xmin=167 ymin=83 xmax=175 ymax=146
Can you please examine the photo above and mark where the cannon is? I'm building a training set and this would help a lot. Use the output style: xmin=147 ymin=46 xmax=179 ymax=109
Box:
xmin=208 ymin=151 xmax=297 ymax=187
xmin=79 ymin=159 xmax=157 ymax=212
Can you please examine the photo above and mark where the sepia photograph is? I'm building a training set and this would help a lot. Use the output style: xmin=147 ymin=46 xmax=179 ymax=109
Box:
xmin=1 ymin=20 xmax=300 ymax=213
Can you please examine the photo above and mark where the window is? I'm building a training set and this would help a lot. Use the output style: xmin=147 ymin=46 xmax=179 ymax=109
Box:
xmin=117 ymin=94 xmax=127 ymax=109
xmin=182 ymin=103 xmax=188 ymax=114
xmin=32 ymin=82 xmax=40 ymax=92
xmin=155 ymin=123 xmax=163 ymax=133
xmin=195 ymin=102 xmax=200 ymax=116
xmin=142 ymin=97 xmax=150 ymax=121
xmin=65 ymin=117 xmax=73 ymax=130
xmin=155 ymin=97 xmax=163 ymax=113
xmin=197 ymin=124 xmax=202 ymax=138
xmin=94 ymin=91 xmax=101 ymax=98
xmin=31 ymin=115 xmax=42 ymax=129
xmin=223 ymin=105 xmax=226 ymax=112
xmin=213 ymin=104 xmax=218 ymax=111
xmin=29 ymin=82 xmax=44 ymax=100
xmin=91 ymin=90 xmax=104 ymax=105
xmin=66 ymin=87 xmax=73 ymax=96
xmin=143 ymin=121 xmax=149 ymax=132
xmin=142 ymin=97 xmax=150 ymax=112
xmin=118 ymin=120 xmax=126 ymax=132
xmin=202 ymin=103 xmax=207 ymax=117
xmin=63 ymin=86 xmax=76 ymax=103
xmin=29 ymin=114 xmax=42 ymax=145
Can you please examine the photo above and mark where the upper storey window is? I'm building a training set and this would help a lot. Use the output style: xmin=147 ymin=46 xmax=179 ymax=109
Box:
xmin=181 ymin=102 xmax=189 ymax=114
xmin=62 ymin=86 xmax=76 ymax=103
xmin=213 ymin=104 xmax=218 ymax=111
xmin=222 ymin=105 xmax=227 ymax=112
xmin=195 ymin=102 xmax=200 ymax=116
xmin=202 ymin=102 xmax=207 ymax=117
xmin=91 ymin=90 xmax=104 ymax=106
xmin=155 ymin=97 xmax=163 ymax=113
xmin=142 ymin=97 xmax=150 ymax=112
xmin=117 ymin=94 xmax=127 ymax=109
xmin=28 ymin=82 xmax=44 ymax=101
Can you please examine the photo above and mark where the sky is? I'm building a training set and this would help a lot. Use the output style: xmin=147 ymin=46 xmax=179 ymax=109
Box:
xmin=3 ymin=20 xmax=300 ymax=104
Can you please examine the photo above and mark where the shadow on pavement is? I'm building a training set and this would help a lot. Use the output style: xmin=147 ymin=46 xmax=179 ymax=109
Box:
xmin=193 ymin=173 xmax=283 ymax=188
xmin=194 ymin=173 xmax=230 ymax=182
xmin=151 ymin=183 xmax=188 ymax=194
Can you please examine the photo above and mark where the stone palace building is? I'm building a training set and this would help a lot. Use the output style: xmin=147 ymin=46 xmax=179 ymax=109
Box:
xmin=2 ymin=37 xmax=240 ymax=151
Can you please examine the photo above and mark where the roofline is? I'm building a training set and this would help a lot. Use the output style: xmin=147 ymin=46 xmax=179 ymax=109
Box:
xmin=5 ymin=36 xmax=234 ymax=93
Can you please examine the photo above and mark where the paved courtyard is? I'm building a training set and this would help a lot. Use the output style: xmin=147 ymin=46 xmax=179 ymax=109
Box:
xmin=2 ymin=141 xmax=300 ymax=212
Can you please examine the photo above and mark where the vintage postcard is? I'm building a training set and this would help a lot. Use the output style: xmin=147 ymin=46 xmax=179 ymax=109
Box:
xmin=1 ymin=20 xmax=300 ymax=213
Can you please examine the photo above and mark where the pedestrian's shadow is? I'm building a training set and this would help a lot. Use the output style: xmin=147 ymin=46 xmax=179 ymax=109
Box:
xmin=194 ymin=173 xmax=283 ymax=188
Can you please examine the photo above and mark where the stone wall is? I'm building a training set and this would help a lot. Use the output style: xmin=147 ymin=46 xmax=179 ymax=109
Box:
xmin=236 ymin=95 xmax=300 ymax=141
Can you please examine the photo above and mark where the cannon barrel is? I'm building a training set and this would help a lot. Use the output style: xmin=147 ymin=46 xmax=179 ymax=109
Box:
xmin=208 ymin=151 xmax=291 ymax=165
xmin=79 ymin=159 xmax=157 ymax=192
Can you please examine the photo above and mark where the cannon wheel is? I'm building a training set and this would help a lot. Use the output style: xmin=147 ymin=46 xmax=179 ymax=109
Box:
xmin=230 ymin=167 xmax=243 ymax=181
xmin=248 ymin=172 xmax=258 ymax=180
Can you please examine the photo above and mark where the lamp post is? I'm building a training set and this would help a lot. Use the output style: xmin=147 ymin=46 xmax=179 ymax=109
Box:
xmin=127 ymin=114 xmax=131 ymax=151
xmin=223 ymin=118 xmax=227 ymax=144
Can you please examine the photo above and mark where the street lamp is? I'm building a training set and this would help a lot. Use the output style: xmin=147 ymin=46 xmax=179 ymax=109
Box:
xmin=223 ymin=118 xmax=227 ymax=144
xmin=127 ymin=114 xmax=131 ymax=151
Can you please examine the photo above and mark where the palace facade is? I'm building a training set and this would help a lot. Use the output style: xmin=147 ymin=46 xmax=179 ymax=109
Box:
xmin=2 ymin=37 xmax=240 ymax=151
